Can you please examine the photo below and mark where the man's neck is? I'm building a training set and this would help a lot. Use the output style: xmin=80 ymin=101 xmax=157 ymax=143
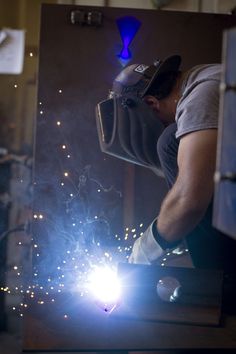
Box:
xmin=164 ymin=73 xmax=184 ymax=123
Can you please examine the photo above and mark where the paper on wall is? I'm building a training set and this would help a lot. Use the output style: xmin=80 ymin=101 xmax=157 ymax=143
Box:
xmin=0 ymin=28 xmax=25 ymax=74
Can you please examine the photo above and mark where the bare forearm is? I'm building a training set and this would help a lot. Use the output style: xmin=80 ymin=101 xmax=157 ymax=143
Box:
xmin=157 ymin=184 xmax=207 ymax=243
xmin=156 ymin=130 xmax=217 ymax=243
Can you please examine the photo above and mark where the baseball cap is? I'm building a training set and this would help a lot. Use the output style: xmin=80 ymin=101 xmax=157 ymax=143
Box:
xmin=111 ymin=55 xmax=181 ymax=98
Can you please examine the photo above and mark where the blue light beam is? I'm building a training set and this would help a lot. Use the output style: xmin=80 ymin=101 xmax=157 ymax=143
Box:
xmin=116 ymin=16 xmax=141 ymax=64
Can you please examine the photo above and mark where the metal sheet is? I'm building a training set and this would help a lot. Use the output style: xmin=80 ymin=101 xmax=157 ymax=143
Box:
xmin=214 ymin=27 xmax=236 ymax=239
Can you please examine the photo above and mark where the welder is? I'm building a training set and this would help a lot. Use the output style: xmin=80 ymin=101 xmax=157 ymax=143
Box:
xmin=96 ymin=55 xmax=236 ymax=274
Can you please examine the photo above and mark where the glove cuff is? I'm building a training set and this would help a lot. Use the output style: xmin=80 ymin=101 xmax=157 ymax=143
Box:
xmin=152 ymin=221 xmax=181 ymax=250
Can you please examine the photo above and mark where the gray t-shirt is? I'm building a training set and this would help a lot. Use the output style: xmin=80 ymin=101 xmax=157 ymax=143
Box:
xmin=175 ymin=64 xmax=221 ymax=139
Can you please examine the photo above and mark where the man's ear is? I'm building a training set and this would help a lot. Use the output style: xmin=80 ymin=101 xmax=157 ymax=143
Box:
xmin=143 ymin=95 xmax=160 ymax=110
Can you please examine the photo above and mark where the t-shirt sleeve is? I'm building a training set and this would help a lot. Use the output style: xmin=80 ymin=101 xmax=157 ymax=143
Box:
xmin=175 ymin=80 xmax=219 ymax=139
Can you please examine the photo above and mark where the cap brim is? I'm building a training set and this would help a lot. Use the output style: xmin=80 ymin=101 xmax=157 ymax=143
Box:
xmin=142 ymin=55 xmax=181 ymax=97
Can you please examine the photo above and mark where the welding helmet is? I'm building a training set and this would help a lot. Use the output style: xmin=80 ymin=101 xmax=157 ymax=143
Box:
xmin=95 ymin=55 xmax=181 ymax=175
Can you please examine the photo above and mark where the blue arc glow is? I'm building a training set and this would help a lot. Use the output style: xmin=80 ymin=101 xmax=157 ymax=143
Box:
xmin=116 ymin=16 xmax=141 ymax=62
xmin=87 ymin=266 xmax=121 ymax=304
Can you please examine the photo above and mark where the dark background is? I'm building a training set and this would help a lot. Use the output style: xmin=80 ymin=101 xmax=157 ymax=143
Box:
xmin=24 ymin=4 xmax=236 ymax=351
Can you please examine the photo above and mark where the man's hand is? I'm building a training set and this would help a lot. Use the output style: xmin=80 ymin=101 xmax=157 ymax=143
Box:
xmin=128 ymin=220 xmax=165 ymax=264
xmin=157 ymin=129 xmax=217 ymax=242
xmin=128 ymin=219 xmax=184 ymax=264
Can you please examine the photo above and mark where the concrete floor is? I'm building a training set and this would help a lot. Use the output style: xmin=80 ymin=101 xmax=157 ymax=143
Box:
xmin=0 ymin=332 xmax=22 ymax=354
xmin=0 ymin=313 xmax=95 ymax=354
xmin=1 ymin=322 xmax=233 ymax=354
xmin=0 ymin=309 xmax=23 ymax=354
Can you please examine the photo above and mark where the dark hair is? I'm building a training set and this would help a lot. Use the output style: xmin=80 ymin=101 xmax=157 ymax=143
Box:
xmin=146 ymin=71 xmax=180 ymax=100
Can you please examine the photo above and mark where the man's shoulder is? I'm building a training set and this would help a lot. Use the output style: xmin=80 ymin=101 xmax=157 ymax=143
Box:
xmin=179 ymin=64 xmax=221 ymax=104
xmin=184 ymin=64 xmax=221 ymax=89
xmin=175 ymin=64 xmax=221 ymax=139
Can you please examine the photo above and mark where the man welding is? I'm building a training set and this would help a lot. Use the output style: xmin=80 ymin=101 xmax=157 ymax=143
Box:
xmin=96 ymin=55 xmax=236 ymax=274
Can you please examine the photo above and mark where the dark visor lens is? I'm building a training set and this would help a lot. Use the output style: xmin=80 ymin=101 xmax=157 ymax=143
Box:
xmin=96 ymin=98 xmax=114 ymax=144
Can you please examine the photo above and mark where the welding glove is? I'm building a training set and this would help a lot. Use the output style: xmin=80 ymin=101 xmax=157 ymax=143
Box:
xmin=128 ymin=219 xmax=180 ymax=265
xmin=128 ymin=219 xmax=164 ymax=265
